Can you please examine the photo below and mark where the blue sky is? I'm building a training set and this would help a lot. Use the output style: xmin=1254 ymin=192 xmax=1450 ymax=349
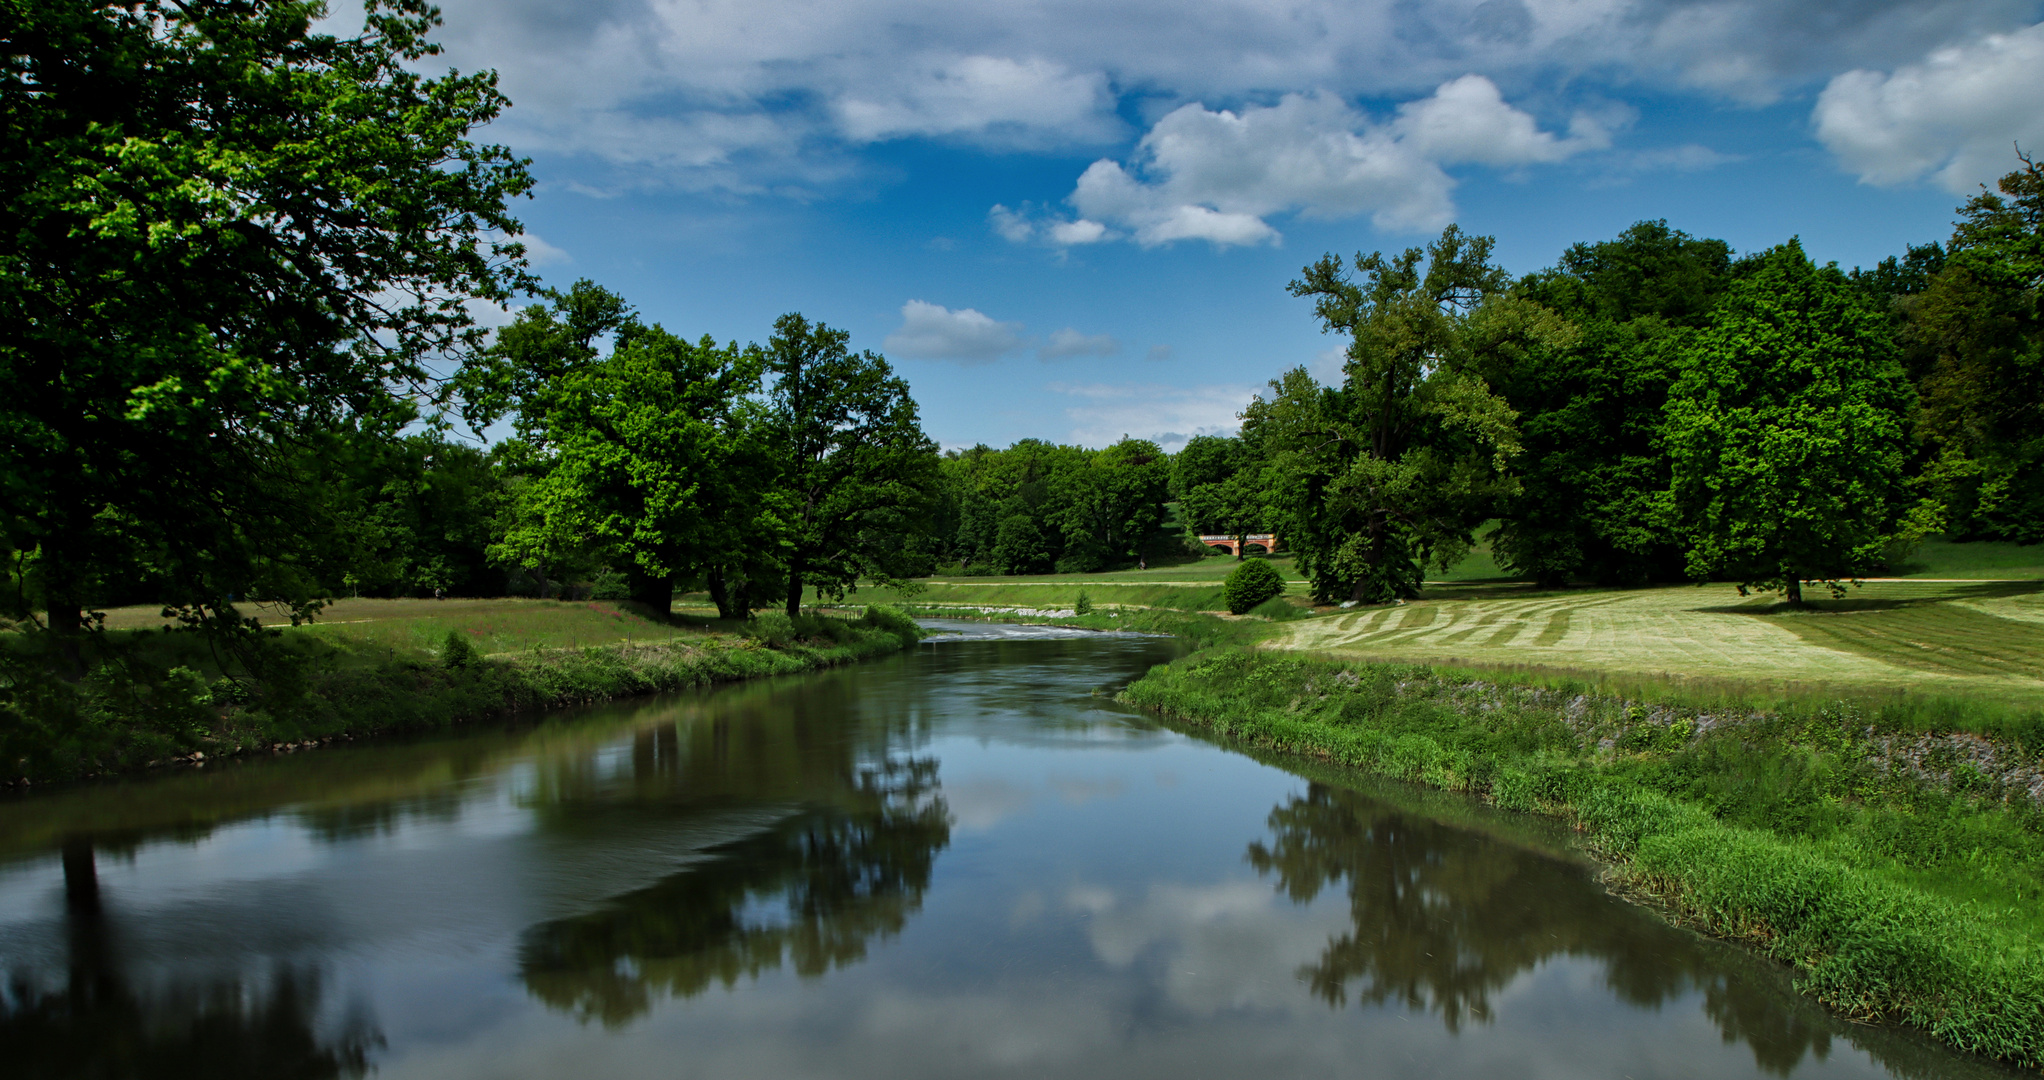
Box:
xmin=404 ymin=0 xmax=2044 ymax=451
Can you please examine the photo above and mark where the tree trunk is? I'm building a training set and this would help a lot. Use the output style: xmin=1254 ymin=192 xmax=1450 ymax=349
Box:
xmin=786 ymin=557 xmax=805 ymax=618
xmin=43 ymin=585 xmax=86 ymax=680
xmin=706 ymin=567 xmax=749 ymax=620
xmin=627 ymin=567 xmax=672 ymax=619
xmin=1785 ymin=575 xmax=1804 ymax=607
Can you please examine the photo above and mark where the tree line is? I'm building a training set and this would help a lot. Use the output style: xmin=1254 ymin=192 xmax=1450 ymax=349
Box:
xmin=0 ymin=0 xmax=947 ymax=667
xmin=5 ymin=0 xmax=2041 ymax=674
xmin=1189 ymin=155 xmax=2041 ymax=605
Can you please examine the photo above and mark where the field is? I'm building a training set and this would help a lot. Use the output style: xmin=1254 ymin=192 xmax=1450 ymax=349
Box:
xmin=91 ymin=596 xmax=733 ymax=661
xmin=1275 ymin=579 xmax=2044 ymax=700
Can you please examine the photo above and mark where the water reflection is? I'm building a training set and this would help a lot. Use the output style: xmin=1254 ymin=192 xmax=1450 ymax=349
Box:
xmin=520 ymin=758 xmax=949 ymax=1025
xmin=0 ymin=840 xmax=380 ymax=1080
xmin=1250 ymin=782 xmax=1840 ymax=1075
xmin=512 ymin=668 xmax=952 ymax=1026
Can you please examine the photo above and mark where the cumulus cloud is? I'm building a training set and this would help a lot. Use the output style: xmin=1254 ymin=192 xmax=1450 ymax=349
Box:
xmin=416 ymin=0 xmax=2039 ymax=193
xmin=1053 ymin=77 xmax=1609 ymax=246
xmin=1813 ymin=22 xmax=2044 ymax=192
xmin=833 ymin=55 xmax=1119 ymax=145
xmin=884 ymin=300 xmax=1026 ymax=364
xmin=989 ymin=204 xmax=1115 ymax=246
xmin=1051 ymin=382 xmax=1255 ymax=450
xmin=1040 ymin=328 xmax=1121 ymax=361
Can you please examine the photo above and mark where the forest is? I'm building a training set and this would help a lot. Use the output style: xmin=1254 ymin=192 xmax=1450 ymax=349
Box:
xmin=3 ymin=0 xmax=2042 ymax=660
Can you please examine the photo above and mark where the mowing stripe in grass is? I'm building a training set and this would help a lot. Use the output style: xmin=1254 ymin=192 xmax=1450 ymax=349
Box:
xmin=1534 ymin=611 xmax=1573 ymax=646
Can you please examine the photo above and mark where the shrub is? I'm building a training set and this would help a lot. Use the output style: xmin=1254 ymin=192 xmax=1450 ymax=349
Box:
xmin=1224 ymin=559 xmax=1285 ymax=614
xmin=1075 ymin=590 xmax=1093 ymax=615
xmin=442 ymin=629 xmax=481 ymax=669
xmin=746 ymin=613 xmax=796 ymax=648
xmin=861 ymin=605 xmax=924 ymax=645
xmin=1248 ymin=595 xmax=1304 ymax=621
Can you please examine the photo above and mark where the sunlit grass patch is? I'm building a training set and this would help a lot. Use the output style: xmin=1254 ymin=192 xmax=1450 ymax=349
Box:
xmin=1276 ymin=580 xmax=2044 ymax=705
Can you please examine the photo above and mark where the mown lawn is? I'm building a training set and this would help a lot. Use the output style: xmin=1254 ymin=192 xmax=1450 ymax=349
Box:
xmin=1277 ymin=579 xmax=2044 ymax=705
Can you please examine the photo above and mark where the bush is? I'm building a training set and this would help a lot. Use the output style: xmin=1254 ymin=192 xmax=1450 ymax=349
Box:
xmin=1075 ymin=590 xmax=1093 ymax=615
xmin=442 ymin=629 xmax=481 ymax=669
xmin=746 ymin=612 xmax=796 ymax=648
xmin=1248 ymin=595 xmax=1304 ymax=621
xmin=1224 ymin=559 xmax=1285 ymax=614
xmin=860 ymin=605 xmax=924 ymax=645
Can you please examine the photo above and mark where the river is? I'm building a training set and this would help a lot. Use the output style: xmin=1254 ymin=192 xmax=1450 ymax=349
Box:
xmin=0 ymin=623 xmax=2019 ymax=1078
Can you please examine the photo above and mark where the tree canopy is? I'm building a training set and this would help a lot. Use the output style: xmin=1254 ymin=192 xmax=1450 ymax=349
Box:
xmin=1251 ymin=226 xmax=1556 ymax=603
xmin=0 ymin=0 xmax=533 ymax=644
xmin=1664 ymin=241 xmax=1933 ymax=603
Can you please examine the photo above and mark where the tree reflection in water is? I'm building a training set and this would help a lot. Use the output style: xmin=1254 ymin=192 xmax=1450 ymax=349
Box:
xmin=0 ymin=840 xmax=382 ymax=1080
xmin=1248 ymin=782 xmax=1839 ymax=1076
xmin=519 ymin=757 xmax=951 ymax=1027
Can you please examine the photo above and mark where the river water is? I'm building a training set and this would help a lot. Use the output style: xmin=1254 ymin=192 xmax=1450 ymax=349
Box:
xmin=0 ymin=623 xmax=2018 ymax=1079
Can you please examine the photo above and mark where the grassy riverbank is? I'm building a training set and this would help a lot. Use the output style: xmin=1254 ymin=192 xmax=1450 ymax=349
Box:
xmin=1 ymin=605 xmax=923 ymax=785
xmin=1121 ymin=648 xmax=2044 ymax=1067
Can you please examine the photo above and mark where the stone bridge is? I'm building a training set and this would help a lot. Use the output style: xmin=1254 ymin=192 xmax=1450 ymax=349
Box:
xmin=1199 ymin=533 xmax=1279 ymax=556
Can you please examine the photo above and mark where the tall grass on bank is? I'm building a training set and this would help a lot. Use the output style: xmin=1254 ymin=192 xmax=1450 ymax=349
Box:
xmin=1 ymin=607 xmax=923 ymax=784
xmin=1122 ymin=648 xmax=2044 ymax=1067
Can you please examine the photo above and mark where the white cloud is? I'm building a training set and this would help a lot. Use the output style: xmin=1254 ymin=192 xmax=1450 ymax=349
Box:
xmin=1058 ymin=77 xmax=1604 ymax=245
xmin=833 ymin=55 xmax=1118 ymax=145
xmin=1050 ymin=381 xmax=1255 ymax=450
xmin=988 ymin=204 xmax=1035 ymax=243
xmin=988 ymin=204 xmax=1115 ymax=246
xmin=1393 ymin=74 xmax=1614 ymax=165
xmin=1040 ymin=328 xmax=1121 ymax=361
xmin=1048 ymin=219 xmax=1111 ymax=245
xmin=518 ymin=232 xmax=572 ymax=266
xmin=884 ymin=300 xmax=1026 ymax=364
xmin=417 ymin=0 xmax=2041 ymax=194
xmin=1813 ymin=22 xmax=2044 ymax=192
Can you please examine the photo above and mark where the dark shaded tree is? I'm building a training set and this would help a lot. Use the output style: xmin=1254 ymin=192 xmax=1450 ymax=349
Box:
xmin=1903 ymin=153 xmax=2044 ymax=542
xmin=767 ymin=315 xmax=940 ymax=615
xmin=1492 ymin=221 xmax=1733 ymax=585
xmin=0 ymin=0 xmax=533 ymax=659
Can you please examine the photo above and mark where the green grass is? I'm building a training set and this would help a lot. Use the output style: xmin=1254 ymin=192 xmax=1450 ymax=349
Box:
xmin=1121 ymin=648 xmax=2044 ymax=1068
xmin=94 ymin=596 xmax=716 ymax=658
xmin=2 ymin=606 xmax=921 ymax=783
xmin=1278 ymin=579 xmax=2044 ymax=711
xmin=1891 ymin=536 xmax=2044 ymax=579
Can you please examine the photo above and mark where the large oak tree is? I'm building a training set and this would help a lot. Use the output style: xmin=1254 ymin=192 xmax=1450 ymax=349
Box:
xmin=0 ymin=0 xmax=533 ymax=650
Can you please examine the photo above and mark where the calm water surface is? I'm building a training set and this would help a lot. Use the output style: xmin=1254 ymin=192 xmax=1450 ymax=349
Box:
xmin=0 ymin=623 xmax=2018 ymax=1079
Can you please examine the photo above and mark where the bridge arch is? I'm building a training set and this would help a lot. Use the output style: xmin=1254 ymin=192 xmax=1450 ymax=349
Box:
xmin=1198 ymin=533 xmax=1280 ymax=557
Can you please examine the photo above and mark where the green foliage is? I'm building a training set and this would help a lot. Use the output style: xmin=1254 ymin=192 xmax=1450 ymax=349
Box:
xmin=1074 ymin=590 xmax=1093 ymax=615
xmin=441 ymin=630 xmax=480 ymax=670
xmin=1906 ymin=154 xmax=2044 ymax=543
xmin=1666 ymin=241 xmax=1932 ymax=603
xmin=942 ymin=437 xmax=1171 ymax=574
xmin=1224 ymin=559 xmax=1285 ymax=614
xmin=1493 ymin=221 xmax=1731 ymax=586
xmin=0 ymin=0 xmax=534 ymax=642
xmin=858 ymin=604 xmax=924 ymax=645
xmin=767 ymin=315 xmax=941 ymax=615
xmin=1254 ymin=225 xmax=1561 ymax=604
xmin=474 ymin=284 xmax=773 ymax=617
xmin=1248 ymin=595 xmax=1306 ymax=621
